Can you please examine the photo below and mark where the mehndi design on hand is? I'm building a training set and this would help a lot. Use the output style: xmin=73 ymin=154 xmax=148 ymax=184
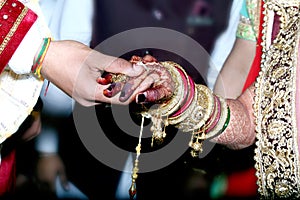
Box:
xmin=97 ymin=54 xmax=231 ymax=200
xmin=97 ymin=55 xmax=174 ymax=103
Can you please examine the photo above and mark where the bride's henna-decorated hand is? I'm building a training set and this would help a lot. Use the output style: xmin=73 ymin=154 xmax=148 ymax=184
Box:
xmin=98 ymin=55 xmax=175 ymax=104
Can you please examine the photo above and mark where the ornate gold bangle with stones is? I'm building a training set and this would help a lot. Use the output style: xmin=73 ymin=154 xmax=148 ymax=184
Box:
xmin=175 ymin=84 xmax=215 ymax=132
xmin=187 ymin=95 xmax=229 ymax=156
xmin=201 ymin=95 xmax=220 ymax=134
xmin=142 ymin=61 xmax=224 ymax=149
xmin=144 ymin=61 xmax=230 ymax=156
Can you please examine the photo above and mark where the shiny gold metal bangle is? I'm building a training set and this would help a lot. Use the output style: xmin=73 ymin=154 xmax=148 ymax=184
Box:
xmin=168 ymin=85 xmax=197 ymax=125
xmin=205 ymin=95 xmax=228 ymax=139
xmin=175 ymin=84 xmax=215 ymax=132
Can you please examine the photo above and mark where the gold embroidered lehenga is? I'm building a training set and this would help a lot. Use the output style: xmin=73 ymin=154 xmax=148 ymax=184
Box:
xmin=253 ymin=0 xmax=300 ymax=198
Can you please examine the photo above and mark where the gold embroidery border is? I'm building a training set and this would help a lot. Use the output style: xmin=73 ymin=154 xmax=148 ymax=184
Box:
xmin=253 ymin=0 xmax=300 ymax=198
xmin=0 ymin=0 xmax=7 ymax=9
xmin=0 ymin=4 xmax=28 ymax=54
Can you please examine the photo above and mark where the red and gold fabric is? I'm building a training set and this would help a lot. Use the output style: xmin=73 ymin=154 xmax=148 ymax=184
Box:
xmin=0 ymin=0 xmax=50 ymax=196
xmin=0 ymin=0 xmax=37 ymax=74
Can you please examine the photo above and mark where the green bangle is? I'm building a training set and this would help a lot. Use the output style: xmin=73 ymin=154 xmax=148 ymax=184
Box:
xmin=221 ymin=106 xmax=230 ymax=133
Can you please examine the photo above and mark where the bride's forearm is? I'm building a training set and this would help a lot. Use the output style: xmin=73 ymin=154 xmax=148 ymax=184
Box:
xmin=211 ymin=86 xmax=256 ymax=149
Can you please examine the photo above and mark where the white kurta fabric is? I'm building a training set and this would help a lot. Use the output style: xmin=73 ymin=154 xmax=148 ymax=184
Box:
xmin=0 ymin=0 xmax=50 ymax=144
xmin=36 ymin=0 xmax=94 ymax=154
xmin=36 ymin=1 xmax=93 ymax=198
xmin=39 ymin=0 xmax=94 ymax=117
xmin=206 ymin=0 xmax=243 ymax=90
xmin=9 ymin=0 xmax=51 ymax=74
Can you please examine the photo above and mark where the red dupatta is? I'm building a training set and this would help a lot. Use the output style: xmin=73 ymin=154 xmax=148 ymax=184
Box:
xmin=0 ymin=0 xmax=37 ymax=73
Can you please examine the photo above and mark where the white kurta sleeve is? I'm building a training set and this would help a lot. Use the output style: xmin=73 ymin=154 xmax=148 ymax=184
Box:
xmin=9 ymin=0 xmax=51 ymax=74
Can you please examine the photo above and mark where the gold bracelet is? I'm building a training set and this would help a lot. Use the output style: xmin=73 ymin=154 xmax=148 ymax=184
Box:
xmin=168 ymin=69 xmax=195 ymax=125
xmin=175 ymin=84 xmax=215 ymax=132
xmin=205 ymin=95 xmax=228 ymax=139
xmin=168 ymin=85 xmax=197 ymax=125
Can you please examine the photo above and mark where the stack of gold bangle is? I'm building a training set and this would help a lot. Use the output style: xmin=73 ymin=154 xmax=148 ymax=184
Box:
xmin=129 ymin=60 xmax=231 ymax=199
xmin=143 ymin=61 xmax=230 ymax=156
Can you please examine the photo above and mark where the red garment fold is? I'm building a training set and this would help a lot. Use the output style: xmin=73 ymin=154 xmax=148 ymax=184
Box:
xmin=0 ymin=0 xmax=37 ymax=73
xmin=225 ymin=167 xmax=257 ymax=196
xmin=0 ymin=150 xmax=16 ymax=195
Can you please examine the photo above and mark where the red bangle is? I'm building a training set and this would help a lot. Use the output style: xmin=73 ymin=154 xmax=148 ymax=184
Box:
xmin=173 ymin=65 xmax=189 ymax=111
xmin=171 ymin=74 xmax=195 ymax=117
xmin=205 ymin=95 xmax=221 ymax=133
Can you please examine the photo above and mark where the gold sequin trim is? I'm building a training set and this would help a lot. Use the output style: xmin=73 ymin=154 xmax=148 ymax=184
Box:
xmin=254 ymin=0 xmax=300 ymax=198
xmin=0 ymin=6 xmax=28 ymax=54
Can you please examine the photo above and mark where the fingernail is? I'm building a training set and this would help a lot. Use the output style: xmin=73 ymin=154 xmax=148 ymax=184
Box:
xmin=107 ymin=83 xmax=116 ymax=91
xmin=137 ymin=93 xmax=146 ymax=103
xmin=103 ymin=83 xmax=116 ymax=97
xmin=103 ymin=73 xmax=112 ymax=82
xmin=120 ymin=91 xmax=125 ymax=98
xmin=119 ymin=92 xmax=129 ymax=102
